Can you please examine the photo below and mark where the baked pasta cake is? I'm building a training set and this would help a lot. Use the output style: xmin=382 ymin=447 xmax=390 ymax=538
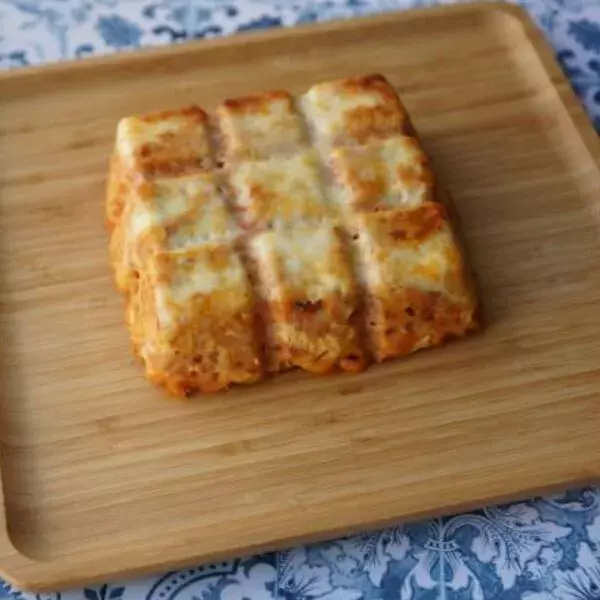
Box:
xmin=107 ymin=74 xmax=480 ymax=397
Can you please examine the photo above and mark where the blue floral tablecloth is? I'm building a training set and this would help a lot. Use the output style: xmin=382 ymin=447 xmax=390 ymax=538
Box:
xmin=1 ymin=1 xmax=600 ymax=599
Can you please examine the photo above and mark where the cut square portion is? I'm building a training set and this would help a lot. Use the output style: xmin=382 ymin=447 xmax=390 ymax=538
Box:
xmin=217 ymin=90 xmax=307 ymax=161
xmin=228 ymin=150 xmax=331 ymax=230
xmin=129 ymin=174 xmax=238 ymax=251
xmin=354 ymin=203 xmax=479 ymax=361
xmin=250 ymin=226 xmax=367 ymax=373
xmin=115 ymin=106 xmax=213 ymax=177
xmin=110 ymin=173 xmax=238 ymax=293
xmin=128 ymin=245 xmax=262 ymax=395
xmin=331 ymin=136 xmax=434 ymax=212
xmin=302 ymin=74 xmax=411 ymax=146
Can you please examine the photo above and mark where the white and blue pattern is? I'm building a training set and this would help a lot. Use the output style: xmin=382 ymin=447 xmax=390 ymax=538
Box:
xmin=1 ymin=0 xmax=600 ymax=598
xmin=1 ymin=0 xmax=600 ymax=126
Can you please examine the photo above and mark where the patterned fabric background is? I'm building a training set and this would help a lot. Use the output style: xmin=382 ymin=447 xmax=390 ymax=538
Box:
xmin=1 ymin=1 xmax=600 ymax=599
xmin=2 ymin=0 xmax=600 ymax=127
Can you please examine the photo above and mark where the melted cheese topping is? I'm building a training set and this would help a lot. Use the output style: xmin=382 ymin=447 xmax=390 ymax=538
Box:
xmin=116 ymin=106 xmax=212 ymax=175
xmin=152 ymin=246 xmax=250 ymax=330
xmin=117 ymin=118 xmax=185 ymax=159
xmin=301 ymin=74 xmax=409 ymax=146
xmin=218 ymin=91 xmax=307 ymax=160
xmin=250 ymin=226 xmax=363 ymax=373
xmin=355 ymin=204 xmax=465 ymax=298
xmin=251 ymin=226 xmax=353 ymax=301
xmin=132 ymin=245 xmax=261 ymax=394
xmin=331 ymin=135 xmax=434 ymax=211
xmin=127 ymin=174 xmax=237 ymax=251
xmin=354 ymin=204 xmax=477 ymax=362
xmin=229 ymin=150 xmax=330 ymax=230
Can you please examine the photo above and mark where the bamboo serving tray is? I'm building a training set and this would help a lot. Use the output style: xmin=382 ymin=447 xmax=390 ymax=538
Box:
xmin=1 ymin=2 xmax=599 ymax=591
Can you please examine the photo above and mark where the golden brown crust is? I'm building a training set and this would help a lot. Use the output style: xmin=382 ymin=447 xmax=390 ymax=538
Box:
xmin=217 ymin=90 xmax=307 ymax=161
xmin=107 ymin=155 xmax=137 ymax=294
xmin=366 ymin=287 xmax=479 ymax=362
xmin=302 ymin=73 xmax=413 ymax=146
xmin=267 ymin=296 xmax=368 ymax=374
xmin=221 ymin=90 xmax=294 ymax=114
xmin=119 ymin=105 xmax=213 ymax=177
xmin=106 ymin=154 xmax=134 ymax=229
xmin=331 ymin=136 xmax=435 ymax=212
xmin=334 ymin=74 xmax=410 ymax=143
xmin=138 ymin=106 xmax=208 ymax=124
xmin=361 ymin=202 xmax=448 ymax=243
xmin=131 ymin=246 xmax=263 ymax=397
xmin=250 ymin=227 xmax=368 ymax=374
xmin=354 ymin=204 xmax=479 ymax=361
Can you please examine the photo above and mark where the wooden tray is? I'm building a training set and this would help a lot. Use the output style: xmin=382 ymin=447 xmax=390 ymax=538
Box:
xmin=1 ymin=2 xmax=599 ymax=591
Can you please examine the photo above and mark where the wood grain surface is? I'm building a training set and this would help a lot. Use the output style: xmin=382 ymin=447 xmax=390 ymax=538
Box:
xmin=0 ymin=2 xmax=599 ymax=591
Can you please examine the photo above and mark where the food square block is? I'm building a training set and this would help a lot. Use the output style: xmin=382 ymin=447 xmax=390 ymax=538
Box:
xmin=353 ymin=203 xmax=479 ymax=361
xmin=330 ymin=136 xmax=435 ymax=212
xmin=216 ymin=90 xmax=308 ymax=161
xmin=127 ymin=246 xmax=262 ymax=396
xmin=107 ymin=74 xmax=481 ymax=397
xmin=228 ymin=150 xmax=331 ymax=231
xmin=249 ymin=226 xmax=366 ymax=374
xmin=115 ymin=106 xmax=213 ymax=176
xmin=301 ymin=74 xmax=413 ymax=146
